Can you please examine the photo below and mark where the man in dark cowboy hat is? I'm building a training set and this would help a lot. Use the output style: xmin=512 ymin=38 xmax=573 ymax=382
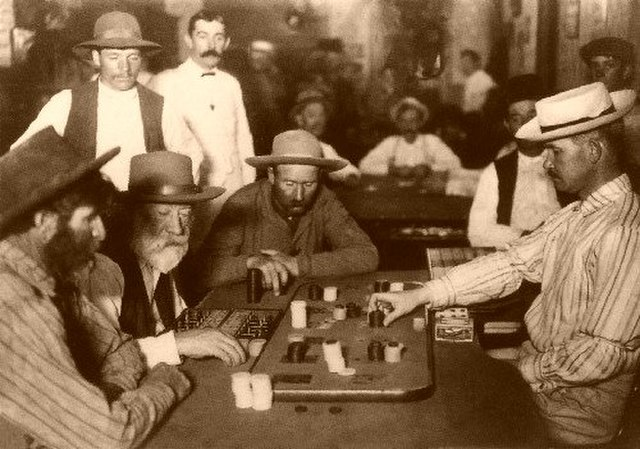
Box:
xmin=92 ymin=152 xmax=246 ymax=367
xmin=370 ymin=82 xmax=640 ymax=446
xmin=194 ymin=129 xmax=378 ymax=296
xmin=0 ymin=127 xmax=190 ymax=448
xmin=12 ymin=11 xmax=201 ymax=191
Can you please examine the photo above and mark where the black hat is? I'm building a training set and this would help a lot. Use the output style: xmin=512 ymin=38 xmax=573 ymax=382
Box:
xmin=579 ymin=37 xmax=635 ymax=66
xmin=505 ymin=74 xmax=545 ymax=105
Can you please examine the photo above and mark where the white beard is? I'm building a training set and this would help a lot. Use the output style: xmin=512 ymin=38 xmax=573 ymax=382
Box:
xmin=131 ymin=228 xmax=189 ymax=274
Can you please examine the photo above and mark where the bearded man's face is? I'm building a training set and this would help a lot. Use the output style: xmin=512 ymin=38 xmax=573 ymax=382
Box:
xmin=131 ymin=203 xmax=192 ymax=273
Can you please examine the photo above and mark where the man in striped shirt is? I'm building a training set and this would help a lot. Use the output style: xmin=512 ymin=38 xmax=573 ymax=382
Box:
xmin=370 ymin=83 xmax=640 ymax=446
xmin=0 ymin=127 xmax=190 ymax=448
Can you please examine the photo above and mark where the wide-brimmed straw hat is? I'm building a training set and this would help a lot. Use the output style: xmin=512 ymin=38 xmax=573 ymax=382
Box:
xmin=389 ymin=97 xmax=429 ymax=127
xmin=245 ymin=130 xmax=347 ymax=172
xmin=0 ymin=127 xmax=120 ymax=232
xmin=515 ymin=82 xmax=636 ymax=142
xmin=73 ymin=11 xmax=161 ymax=57
xmin=126 ymin=152 xmax=224 ymax=204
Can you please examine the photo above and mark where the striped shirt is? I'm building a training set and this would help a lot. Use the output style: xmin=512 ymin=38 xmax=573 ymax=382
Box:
xmin=428 ymin=174 xmax=640 ymax=392
xmin=0 ymin=234 xmax=181 ymax=449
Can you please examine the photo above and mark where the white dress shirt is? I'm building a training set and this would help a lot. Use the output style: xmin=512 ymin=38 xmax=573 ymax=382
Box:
xmin=462 ymin=69 xmax=496 ymax=113
xmin=468 ymin=146 xmax=561 ymax=248
xmin=359 ymin=134 xmax=461 ymax=176
xmin=149 ymin=58 xmax=255 ymax=194
xmin=11 ymin=79 xmax=201 ymax=191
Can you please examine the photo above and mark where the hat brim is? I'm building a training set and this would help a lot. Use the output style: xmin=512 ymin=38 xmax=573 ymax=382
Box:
xmin=73 ymin=39 xmax=161 ymax=58
xmin=0 ymin=146 xmax=120 ymax=231
xmin=245 ymin=156 xmax=348 ymax=172
xmin=390 ymin=100 xmax=429 ymax=127
xmin=516 ymin=89 xmax=637 ymax=142
xmin=126 ymin=186 xmax=225 ymax=204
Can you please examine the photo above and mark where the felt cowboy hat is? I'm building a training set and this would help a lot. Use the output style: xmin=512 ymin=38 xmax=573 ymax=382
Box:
xmin=289 ymin=88 xmax=333 ymax=121
xmin=126 ymin=152 xmax=224 ymax=203
xmin=515 ymin=82 xmax=636 ymax=142
xmin=245 ymin=130 xmax=347 ymax=172
xmin=580 ymin=37 xmax=635 ymax=66
xmin=389 ymin=97 xmax=430 ymax=127
xmin=505 ymin=74 xmax=545 ymax=105
xmin=0 ymin=126 xmax=120 ymax=232
xmin=73 ymin=11 xmax=161 ymax=57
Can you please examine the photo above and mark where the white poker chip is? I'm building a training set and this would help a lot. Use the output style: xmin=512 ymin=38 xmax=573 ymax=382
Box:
xmin=338 ymin=368 xmax=356 ymax=376
xmin=287 ymin=333 xmax=305 ymax=343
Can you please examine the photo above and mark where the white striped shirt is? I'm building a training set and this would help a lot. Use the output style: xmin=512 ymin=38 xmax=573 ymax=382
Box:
xmin=429 ymin=174 xmax=640 ymax=391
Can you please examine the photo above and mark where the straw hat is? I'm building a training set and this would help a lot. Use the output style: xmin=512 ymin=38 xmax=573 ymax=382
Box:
xmin=515 ymin=82 xmax=636 ymax=142
xmin=0 ymin=127 xmax=119 ymax=232
xmin=73 ymin=11 xmax=161 ymax=57
xmin=389 ymin=97 xmax=429 ymax=127
xmin=245 ymin=130 xmax=347 ymax=172
xmin=126 ymin=152 xmax=224 ymax=203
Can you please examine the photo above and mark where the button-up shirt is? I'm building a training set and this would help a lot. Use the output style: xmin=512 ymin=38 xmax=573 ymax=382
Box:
xmin=468 ymin=144 xmax=561 ymax=248
xmin=429 ymin=174 xmax=640 ymax=391
xmin=11 ymin=79 xmax=201 ymax=191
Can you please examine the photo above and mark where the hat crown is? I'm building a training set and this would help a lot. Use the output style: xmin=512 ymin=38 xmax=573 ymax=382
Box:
xmin=93 ymin=11 xmax=142 ymax=41
xmin=535 ymin=82 xmax=613 ymax=129
xmin=271 ymin=130 xmax=323 ymax=160
xmin=129 ymin=152 xmax=195 ymax=191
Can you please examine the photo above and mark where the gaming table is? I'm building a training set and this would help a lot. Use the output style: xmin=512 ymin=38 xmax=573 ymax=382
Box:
xmin=142 ymin=271 xmax=547 ymax=448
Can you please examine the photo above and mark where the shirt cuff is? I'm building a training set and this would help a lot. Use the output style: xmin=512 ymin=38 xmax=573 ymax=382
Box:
xmin=137 ymin=331 xmax=182 ymax=369
xmin=426 ymin=277 xmax=456 ymax=308
xmin=296 ymin=255 xmax=311 ymax=277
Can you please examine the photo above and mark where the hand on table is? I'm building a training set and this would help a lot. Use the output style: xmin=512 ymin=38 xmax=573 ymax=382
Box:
xmin=175 ymin=328 xmax=246 ymax=366
xmin=143 ymin=363 xmax=191 ymax=401
xmin=247 ymin=250 xmax=298 ymax=296
xmin=368 ymin=287 xmax=432 ymax=327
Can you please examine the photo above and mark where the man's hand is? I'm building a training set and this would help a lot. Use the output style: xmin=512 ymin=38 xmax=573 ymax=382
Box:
xmin=143 ymin=363 xmax=191 ymax=401
xmin=246 ymin=253 xmax=291 ymax=296
xmin=175 ymin=329 xmax=246 ymax=366
xmin=260 ymin=249 xmax=299 ymax=277
xmin=368 ymin=288 xmax=431 ymax=327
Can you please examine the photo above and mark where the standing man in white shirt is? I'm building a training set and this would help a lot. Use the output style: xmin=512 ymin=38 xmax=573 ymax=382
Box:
xmin=460 ymin=49 xmax=496 ymax=113
xmin=149 ymin=10 xmax=255 ymax=247
xmin=12 ymin=11 xmax=201 ymax=192
xmin=468 ymin=74 xmax=564 ymax=248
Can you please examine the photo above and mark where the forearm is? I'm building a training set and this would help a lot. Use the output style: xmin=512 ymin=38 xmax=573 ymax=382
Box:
xmin=467 ymin=223 xmax=522 ymax=249
xmin=200 ymin=254 xmax=250 ymax=288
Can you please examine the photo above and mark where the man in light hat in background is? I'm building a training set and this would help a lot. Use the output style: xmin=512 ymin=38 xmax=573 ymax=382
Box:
xmin=88 ymin=152 xmax=246 ymax=368
xmin=12 ymin=11 xmax=201 ymax=192
xmin=149 ymin=10 xmax=255 ymax=250
xmin=192 ymin=130 xmax=378 ymax=296
xmin=0 ymin=128 xmax=190 ymax=448
xmin=240 ymin=39 xmax=288 ymax=159
xmin=468 ymin=74 xmax=564 ymax=248
xmin=291 ymin=88 xmax=361 ymax=185
xmin=370 ymin=82 xmax=640 ymax=446
xmin=359 ymin=96 xmax=461 ymax=177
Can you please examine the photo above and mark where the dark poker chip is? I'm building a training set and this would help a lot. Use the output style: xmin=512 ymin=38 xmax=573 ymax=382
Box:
xmin=329 ymin=406 xmax=343 ymax=414
xmin=294 ymin=405 xmax=308 ymax=413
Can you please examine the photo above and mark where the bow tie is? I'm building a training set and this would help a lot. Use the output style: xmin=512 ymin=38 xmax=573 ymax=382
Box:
xmin=201 ymin=72 xmax=216 ymax=77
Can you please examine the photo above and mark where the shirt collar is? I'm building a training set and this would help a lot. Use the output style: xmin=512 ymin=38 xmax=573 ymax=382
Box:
xmin=184 ymin=57 xmax=218 ymax=77
xmin=98 ymin=78 xmax=139 ymax=101
xmin=578 ymin=174 xmax=632 ymax=216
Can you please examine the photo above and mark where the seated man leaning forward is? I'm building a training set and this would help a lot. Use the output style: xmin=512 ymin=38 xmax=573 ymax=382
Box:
xmin=369 ymin=82 xmax=640 ymax=446
xmin=194 ymin=129 xmax=379 ymax=295
xmin=90 ymin=152 xmax=246 ymax=368
xmin=0 ymin=127 xmax=190 ymax=449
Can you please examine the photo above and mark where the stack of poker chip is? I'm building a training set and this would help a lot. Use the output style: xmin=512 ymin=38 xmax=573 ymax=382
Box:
xmin=322 ymin=339 xmax=346 ymax=373
xmin=230 ymin=372 xmax=253 ymax=409
xmin=290 ymin=300 xmax=307 ymax=329
xmin=251 ymin=373 xmax=273 ymax=411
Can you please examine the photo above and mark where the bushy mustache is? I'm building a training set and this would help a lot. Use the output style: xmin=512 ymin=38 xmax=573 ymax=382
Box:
xmin=200 ymin=49 xmax=222 ymax=58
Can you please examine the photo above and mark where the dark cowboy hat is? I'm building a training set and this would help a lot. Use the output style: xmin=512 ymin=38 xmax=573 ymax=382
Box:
xmin=73 ymin=11 xmax=161 ymax=57
xmin=0 ymin=127 xmax=120 ymax=232
xmin=126 ymin=152 xmax=224 ymax=204
xmin=245 ymin=130 xmax=347 ymax=172
xmin=579 ymin=37 xmax=635 ymax=66
xmin=505 ymin=74 xmax=545 ymax=105
xmin=516 ymin=82 xmax=636 ymax=142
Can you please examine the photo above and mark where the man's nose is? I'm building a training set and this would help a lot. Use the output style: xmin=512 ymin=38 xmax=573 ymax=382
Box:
xmin=117 ymin=58 xmax=130 ymax=73
xmin=295 ymin=185 xmax=304 ymax=201
xmin=92 ymin=217 xmax=106 ymax=241
xmin=166 ymin=212 xmax=186 ymax=235
xmin=543 ymin=150 xmax=554 ymax=170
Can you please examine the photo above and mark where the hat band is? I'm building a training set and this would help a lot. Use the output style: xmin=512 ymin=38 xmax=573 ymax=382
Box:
xmin=97 ymin=28 xmax=142 ymax=40
xmin=540 ymin=104 xmax=616 ymax=133
xmin=132 ymin=184 xmax=201 ymax=196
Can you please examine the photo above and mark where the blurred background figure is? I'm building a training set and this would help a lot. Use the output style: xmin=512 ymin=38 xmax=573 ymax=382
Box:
xmin=459 ymin=48 xmax=496 ymax=113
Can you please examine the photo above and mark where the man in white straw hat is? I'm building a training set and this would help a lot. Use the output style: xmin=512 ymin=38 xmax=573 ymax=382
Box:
xmin=369 ymin=82 xmax=640 ymax=446
xmin=192 ymin=129 xmax=378 ymax=296
xmin=87 ymin=152 xmax=246 ymax=369
xmin=0 ymin=128 xmax=190 ymax=448
xmin=359 ymin=96 xmax=461 ymax=177
xmin=12 ymin=11 xmax=201 ymax=191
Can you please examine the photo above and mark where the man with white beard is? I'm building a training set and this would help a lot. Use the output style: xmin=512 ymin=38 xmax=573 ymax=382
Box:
xmin=88 ymin=152 xmax=246 ymax=368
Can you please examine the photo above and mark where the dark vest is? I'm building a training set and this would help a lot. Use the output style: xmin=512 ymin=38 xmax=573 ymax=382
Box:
xmin=495 ymin=150 xmax=575 ymax=226
xmin=64 ymin=80 xmax=166 ymax=158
